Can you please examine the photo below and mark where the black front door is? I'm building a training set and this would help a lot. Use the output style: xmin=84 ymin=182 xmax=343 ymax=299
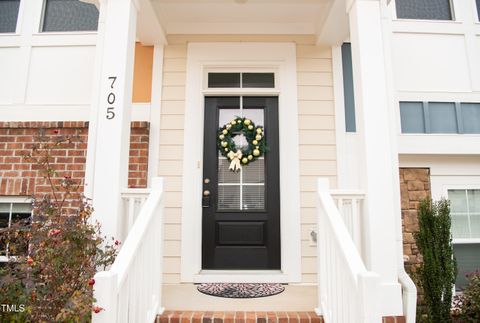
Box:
xmin=202 ymin=96 xmax=280 ymax=270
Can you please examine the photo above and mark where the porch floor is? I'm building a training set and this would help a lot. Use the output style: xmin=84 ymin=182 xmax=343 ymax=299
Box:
xmin=162 ymin=285 xmax=316 ymax=311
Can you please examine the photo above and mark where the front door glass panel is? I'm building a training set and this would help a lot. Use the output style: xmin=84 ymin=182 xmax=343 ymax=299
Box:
xmin=217 ymin=104 xmax=265 ymax=211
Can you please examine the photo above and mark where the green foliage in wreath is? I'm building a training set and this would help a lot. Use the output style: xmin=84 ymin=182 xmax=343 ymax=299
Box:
xmin=217 ymin=117 xmax=268 ymax=168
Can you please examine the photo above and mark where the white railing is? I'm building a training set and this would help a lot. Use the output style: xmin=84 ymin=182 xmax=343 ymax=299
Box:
xmin=330 ymin=190 xmax=365 ymax=256
xmin=316 ymin=179 xmax=381 ymax=323
xmin=120 ymin=188 xmax=151 ymax=241
xmin=93 ymin=177 xmax=164 ymax=323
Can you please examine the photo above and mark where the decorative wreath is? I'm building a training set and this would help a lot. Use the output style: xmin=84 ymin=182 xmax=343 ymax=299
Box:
xmin=217 ymin=117 xmax=267 ymax=172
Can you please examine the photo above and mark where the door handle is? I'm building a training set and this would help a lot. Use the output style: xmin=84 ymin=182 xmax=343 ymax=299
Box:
xmin=202 ymin=190 xmax=211 ymax=208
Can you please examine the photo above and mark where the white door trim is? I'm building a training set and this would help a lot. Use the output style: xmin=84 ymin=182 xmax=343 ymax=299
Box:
xmin=180 ymin=42 xmax=301 ymax=283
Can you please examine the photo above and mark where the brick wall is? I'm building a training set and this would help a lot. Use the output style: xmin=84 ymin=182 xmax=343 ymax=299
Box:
xmin=0 ymin=121 xmax=149 ymax=200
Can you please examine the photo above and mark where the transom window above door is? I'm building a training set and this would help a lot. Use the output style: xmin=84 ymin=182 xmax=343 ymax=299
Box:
xmin=208 ymin=72 xmax=275 ymax=88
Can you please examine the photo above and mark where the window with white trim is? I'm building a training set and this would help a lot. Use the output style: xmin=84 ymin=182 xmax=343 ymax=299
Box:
xmin=395 ymin=0 xmax=453 ymax=20
xmin=41 ymin=0 xmax=99 ymax=32
xmin=0 ymin=199 xmax=32 ymax=262
xmin=0 ymin=0 xmax=20 ymax=33
xmin=400 ymin=101 xmax=480 ymax=134
xmin=448 ymin=189 xmax=480 ymax=290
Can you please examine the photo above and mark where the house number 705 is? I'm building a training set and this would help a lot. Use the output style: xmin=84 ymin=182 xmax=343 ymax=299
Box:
xmin=106 ymin=76 xmax=117 ymax=120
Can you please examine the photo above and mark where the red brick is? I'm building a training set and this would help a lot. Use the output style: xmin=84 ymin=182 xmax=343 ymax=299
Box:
xmin=287 ymin=312 xmax=299 ymax=323
xmin=192 ymin=312 xmax=204 ymax=323
xmin=181 ymin=312 xmax=194 ymax=323
xmin=297 ymin=312 xmax=309 ymax=323
xmin=307 ymin=312 xmax=321 ymax=323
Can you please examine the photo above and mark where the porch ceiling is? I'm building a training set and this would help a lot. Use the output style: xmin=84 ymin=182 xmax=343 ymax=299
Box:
xmin=150 ymin=0 xmax=334 ymax=35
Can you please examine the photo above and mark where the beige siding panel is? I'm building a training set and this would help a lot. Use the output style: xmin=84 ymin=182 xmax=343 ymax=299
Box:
xmin=297 ymin=58 xmax=332 ymax=72
xmin=164 ymin=257 xmax=181 ymax=273
xmin=302 ymin=241 xmax=317 ymax=257
xmin=298 ymin=130 xmax=335 ymax=145
xmin=163 ymin=72 xmax=187 ymax=86
xmin=162 ymin=86 xmax=186 ymax=101
xmin=298 ymin=100 xmax=335 ymax=116
xmin=296 ymin=45 xmax=331 ymax=59
xmin=302 ymin=274 xmax=317 ymax=284
xmin=163 ymin=176 xmax=183 ymax=192
xmin=301 ymin=208 xmax=316 ymax=223
xmin=158 ymin=160 xmax=183 ymax=176
xmin=163 ymin=58 xmax=187 ymax=72
xmin=160 ymin=115 xmax=185 ymax=130
xmin=164 ymin=192 xmax=183 ymax=208
xmin=301 ymin=257 xmax=317 ymax=274
xmin=297 ymin=86 xmax=333 ymax=101
xmin=299 ymin=145 xmax=336 ymax=161
xmin=298 ymin=115 xmax=335 ymax=130
xmin=164 ymin=224 xmax=181 ymax=240
xmin=301 ymin=192 xmax=318 ymax=208
xmin=159 ymin=146 xmax=184 ymax=161
xmin=163 ymin=273 xmax=181 ymax=284
xmin=165 ymin=240 xmax=182 ymax=256
xmin=164 ymin=45 xmax=187 ymax=58
xmin=300 ymin=160 xmax=337 ymax=176
xmin=297 ymin=72 xmax=332 ymax=86
xmin=160 ymin=130 xmax=185 ymax=145
xmin=300 ymin=176 xmax=337 ymax=192
xmin=164 ymin=208 xmax=182 ymax=224
xmin=161 ymin=101 xmax=185 ymax=115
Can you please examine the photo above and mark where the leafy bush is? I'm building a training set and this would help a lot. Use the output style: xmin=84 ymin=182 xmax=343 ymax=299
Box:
xmin=0 ymin=132 xmax=118 ymax=322
xmin=414 ymin=198 xmax=457 ymax=323
xmin=452 ymin=271 xmax=480 ymax=322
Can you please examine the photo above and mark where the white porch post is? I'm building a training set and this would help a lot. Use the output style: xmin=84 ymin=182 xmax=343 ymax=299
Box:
xmin=347 ymin=0 xmax=403 ymax=315
xmin=86 ymin=0 xmax=138 ymax=240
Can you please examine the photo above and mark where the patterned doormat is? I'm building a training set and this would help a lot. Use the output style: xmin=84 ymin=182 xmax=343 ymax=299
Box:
xmin=196 ymin=283 xmax=285 ymax=298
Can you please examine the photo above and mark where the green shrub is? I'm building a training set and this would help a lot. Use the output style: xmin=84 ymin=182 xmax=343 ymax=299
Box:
xmin=0 ymin=132 xmax=118 ymax=322
xmin=414 ymin=198 xmax=457 ymax=323
xmin=453 ymin=271 xmax=480 ymax=322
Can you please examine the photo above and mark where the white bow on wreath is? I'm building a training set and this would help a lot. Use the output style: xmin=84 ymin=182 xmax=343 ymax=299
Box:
xmin=227 ymin=150 xmax=243 ymax=172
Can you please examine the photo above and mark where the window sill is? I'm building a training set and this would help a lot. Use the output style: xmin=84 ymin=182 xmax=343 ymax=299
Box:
xmin=31 ymin=33 xmax=97 ymax=46
xmin=391 ymin=19 xmax=464 ymax=35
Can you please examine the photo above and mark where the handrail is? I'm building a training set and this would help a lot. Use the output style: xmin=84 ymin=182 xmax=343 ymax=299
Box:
xmin=316 ymin=178 xmax=381 ymax=323
xmin=93 ymin=177 xmax=164 ymax=323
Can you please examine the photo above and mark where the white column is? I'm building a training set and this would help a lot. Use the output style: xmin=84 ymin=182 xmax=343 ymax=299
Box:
xmin=86 ymin=0 xmax=138 ymax=240
xmin=347 ymin=0 xmax=403 ymax=315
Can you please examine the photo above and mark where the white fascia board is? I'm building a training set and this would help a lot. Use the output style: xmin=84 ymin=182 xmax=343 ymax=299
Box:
xmin=164 ymin=22 xmax=315 ymax=35
xmin=136 ymin=0 xmax=167 ymax=45
xmin=316 ymin=0 xmax=349 ymax=46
